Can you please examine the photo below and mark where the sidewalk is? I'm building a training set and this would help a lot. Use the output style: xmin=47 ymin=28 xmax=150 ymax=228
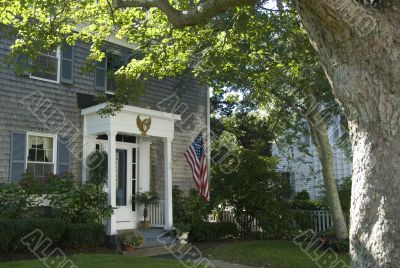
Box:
xmin=211 ymin=259 xmax=257 ymax=268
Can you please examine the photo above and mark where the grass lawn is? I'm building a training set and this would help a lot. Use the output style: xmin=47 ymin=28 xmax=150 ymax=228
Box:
xmin=197 ymin=240 xmax=351 ymax=268
xmin=0 ymin=254 xmax=187 ymax=268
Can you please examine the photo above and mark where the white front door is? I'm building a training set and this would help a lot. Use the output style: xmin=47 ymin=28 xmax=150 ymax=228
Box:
xmin=115 ymin=143 xmax=138 ymax=228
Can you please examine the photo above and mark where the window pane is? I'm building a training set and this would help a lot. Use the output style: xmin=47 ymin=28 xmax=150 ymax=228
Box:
xmin=45 ymin=149 xmax=53 ymax=162
xmin=31 ymin=54 xmax=58 ymax=81
xmin=116 ymin=149 xmax=127 ymax=206
xmin=27 ymin=163 xmax=54 ymax=179
xmin=37 ymin=149 xmax=45 ymax=162
xmin=28 ymin=149 xmax=36 ymax=161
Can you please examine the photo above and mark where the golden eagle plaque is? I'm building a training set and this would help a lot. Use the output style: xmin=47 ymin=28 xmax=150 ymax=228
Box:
xmin=136 ymin=115 xmax=152 ymax=136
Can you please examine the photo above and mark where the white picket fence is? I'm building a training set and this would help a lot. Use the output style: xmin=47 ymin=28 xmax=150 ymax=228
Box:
xmin=211 ymin=209 xmax=334 ymax=234
xmin=149 ymin=200 xmax=165 ymax=227
xmin=309 ymin=210 xmax=334 ymax=233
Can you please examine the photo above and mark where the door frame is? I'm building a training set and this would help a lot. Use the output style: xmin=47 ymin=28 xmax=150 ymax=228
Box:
xmin=114 ymin=142 xmax=139 ymax=230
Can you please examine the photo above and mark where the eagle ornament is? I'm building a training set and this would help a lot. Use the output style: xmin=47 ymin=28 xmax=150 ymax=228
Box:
xmin=136 ymin=115 xmax=152 ymax=136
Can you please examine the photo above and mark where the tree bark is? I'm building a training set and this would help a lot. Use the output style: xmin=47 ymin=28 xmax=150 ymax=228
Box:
xmin=297 ymin=1 xmax=400 ymax=267
xmin=305 ymin=99 xmax=349 ymax=241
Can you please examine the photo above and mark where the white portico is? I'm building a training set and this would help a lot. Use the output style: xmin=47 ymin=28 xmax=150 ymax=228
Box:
xmin=81 ymin=103 xmax=180 ymax=236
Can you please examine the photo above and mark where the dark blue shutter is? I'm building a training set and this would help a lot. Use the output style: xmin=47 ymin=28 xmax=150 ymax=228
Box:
xmin=57 ymin=136 xmax=70 ymax=176
xmin=94 ymin=57 xmax=107 ymax=91
xmin=60 ymin=42 xmax=74 ymax=84
xmin=10 ymin=132 xmax=27 ymax=182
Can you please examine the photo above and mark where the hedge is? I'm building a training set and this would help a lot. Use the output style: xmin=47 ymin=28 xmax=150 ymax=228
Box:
xmin=188 ymin=222 xmax=238 ymax=242
xmin=0 ymin=218 xmax=66 ymax=252
xmin=62 ymin=223 xmax=105 ymax=248
xmin=0 ymin=219 xmax=105 ymax=252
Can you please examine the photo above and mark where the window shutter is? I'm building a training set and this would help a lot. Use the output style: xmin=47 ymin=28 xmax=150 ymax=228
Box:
xmin=10 ymin=132 xmax=27 ymax=182
xmin=60 ymin=42 xmax=74 ymax=84
xmin=94 ymin=57 xmax=107 ymax=91
xmin=57 ymin=136 xmax=71 ymax=176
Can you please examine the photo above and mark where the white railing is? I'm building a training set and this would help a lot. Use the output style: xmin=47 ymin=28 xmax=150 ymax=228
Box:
xmin=311 ymin=210 xmax=334 ymax=233
xmin=149 ymin=200 xmax=165 ymax=227
xmin=210 ymin=209 xmax=335 ymax=234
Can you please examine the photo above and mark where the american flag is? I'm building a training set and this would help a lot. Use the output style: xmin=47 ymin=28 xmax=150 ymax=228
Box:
xmin=184 ymin=134 xmax=209 ymax=202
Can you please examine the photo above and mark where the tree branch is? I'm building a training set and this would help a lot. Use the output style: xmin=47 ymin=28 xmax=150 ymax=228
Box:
xmin=112 ymin=0 xmax=255 ymax=28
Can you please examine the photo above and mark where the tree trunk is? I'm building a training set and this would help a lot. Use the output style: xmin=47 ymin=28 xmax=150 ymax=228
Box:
xmin=297 ymin=1 xmax=400 ymax=267
xmin=306 ymin=104 xmax=348 ymax=241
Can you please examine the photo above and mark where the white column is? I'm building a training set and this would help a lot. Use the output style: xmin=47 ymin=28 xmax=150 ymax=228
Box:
xmin=106 ymin=131 xmax=117 ymax=236
xmin=82 ymin=116 xmax=88 ymax=183
xmin=163 ymin=137 xmax=173 ymax=230
xmin=138 ymin=138 xmax=151 ymax=193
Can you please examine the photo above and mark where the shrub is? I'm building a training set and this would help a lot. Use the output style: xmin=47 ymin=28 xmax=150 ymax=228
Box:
xmin=87 ymin=151 xmax=108 ymax=185
xmin=48 ymin=181 xmax=112 ymax=224
xmin=0 ymin=220 xmax=15 ymax=252
xmin=0 ymin=218 xmax=66 ymax=252
xmin=319 ymin=229 xmax=349 ymax=253
xmin=0 ymin=183 xmax=39 ymax=219
xmin=188 ymin=222 xmax=237 ymax=242
xmin=62 ymin=223 xmax=105 ymax=248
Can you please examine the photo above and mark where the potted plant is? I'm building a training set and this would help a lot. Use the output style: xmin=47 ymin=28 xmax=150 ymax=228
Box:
xmin=117 ymin=230 xmax=145 ymax=251
xmin=173 ymin=223 xmax=191 ymax=244
xmin=135 ymin=191 xmax=159 ymax=229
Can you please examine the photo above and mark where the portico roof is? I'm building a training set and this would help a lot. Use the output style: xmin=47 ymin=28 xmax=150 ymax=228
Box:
xmin=81 ymin=103 xmax=181 ymax=139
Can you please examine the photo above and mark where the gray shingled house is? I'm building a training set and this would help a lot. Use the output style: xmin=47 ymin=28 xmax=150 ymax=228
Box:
xmin=0 ymin=34 xmax=210 ymax=238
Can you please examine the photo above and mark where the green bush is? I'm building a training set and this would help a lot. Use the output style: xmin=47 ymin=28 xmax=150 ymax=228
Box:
xmin=62 ymin=223 xmax=105 ymax=248
xmin=48 ymin=180 xmax=112 ymax=224
xmin=0 ymin=183 xmax=39 ymax=219
xmin=188 ymin=222 xmax=238 ymax=242
xmin=0 ymin=218 xmax=66 ymax=252
xmin=0 ymin=220 xmax=16 ymax=252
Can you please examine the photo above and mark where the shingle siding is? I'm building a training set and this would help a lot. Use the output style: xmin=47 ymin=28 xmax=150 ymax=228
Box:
xmin=273 ymin=128 xmax=352 ymax=200
xmin=0 ymin=35 xmax=208 ymax=195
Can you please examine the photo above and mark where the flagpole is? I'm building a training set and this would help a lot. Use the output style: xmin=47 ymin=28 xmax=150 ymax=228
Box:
xmin=206 ymin=87 xmax=211 ymax=201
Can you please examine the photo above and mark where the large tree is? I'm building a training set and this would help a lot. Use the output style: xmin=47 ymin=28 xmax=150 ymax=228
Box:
xmin=1 ymin=0 xmax=399 ymax=266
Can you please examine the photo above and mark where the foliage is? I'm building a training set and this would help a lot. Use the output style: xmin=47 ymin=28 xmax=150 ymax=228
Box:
xmin=0 ymin=182 xmax=39 ymax=219
xmin=117 ymin=230 xmax=145 ymax=248
xmin=172 ymin=186 xmax=212 ymax=227
xmin=19 ymin=171 xmax=75 ymax=195
xmin=0 ymin=218 xmax=66 ymax=252
xmin=135 ymin=191 xmax=159 ymax=221
xmin=62 ymin=223 xmax=105 ymax=248
xmin=212 ymin=149 xmax=293 ymax=236
xmin=291 ymin=190 xmax=327 ymax=210
xmin=320 ymin=177 xmax=352 ymax=213
xmin=319 ymin=229 xmax=349 ymax=253
xmin=188 ymin=222 xmax=238 ymax=242
xmin=48 ymin=181 xmax=112 ymax=224
xmin=173 ymin=222 xmax=191 ymax=234
xmin=86 ymin=151 xmax=108 ymax=185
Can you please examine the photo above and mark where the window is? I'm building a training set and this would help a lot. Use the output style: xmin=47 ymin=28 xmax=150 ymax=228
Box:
xmin=27 ymin=134 xmax=55 ymax=179
xmin=30 ymin=49 xmax=60 ymax=82
xmin=29 ymin=42 xmax=74 ymax=84
xmin=95 ymin=53 xmax=123 ymax=92
xmin=106 ymin=54 xmax=122 ymax=93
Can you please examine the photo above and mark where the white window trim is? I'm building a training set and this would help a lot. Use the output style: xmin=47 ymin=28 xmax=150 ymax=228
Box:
xmin=29 ymin=47 xmax=61 ymax=84
xmin=25 ymin=132 xmax=58 ymax=175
